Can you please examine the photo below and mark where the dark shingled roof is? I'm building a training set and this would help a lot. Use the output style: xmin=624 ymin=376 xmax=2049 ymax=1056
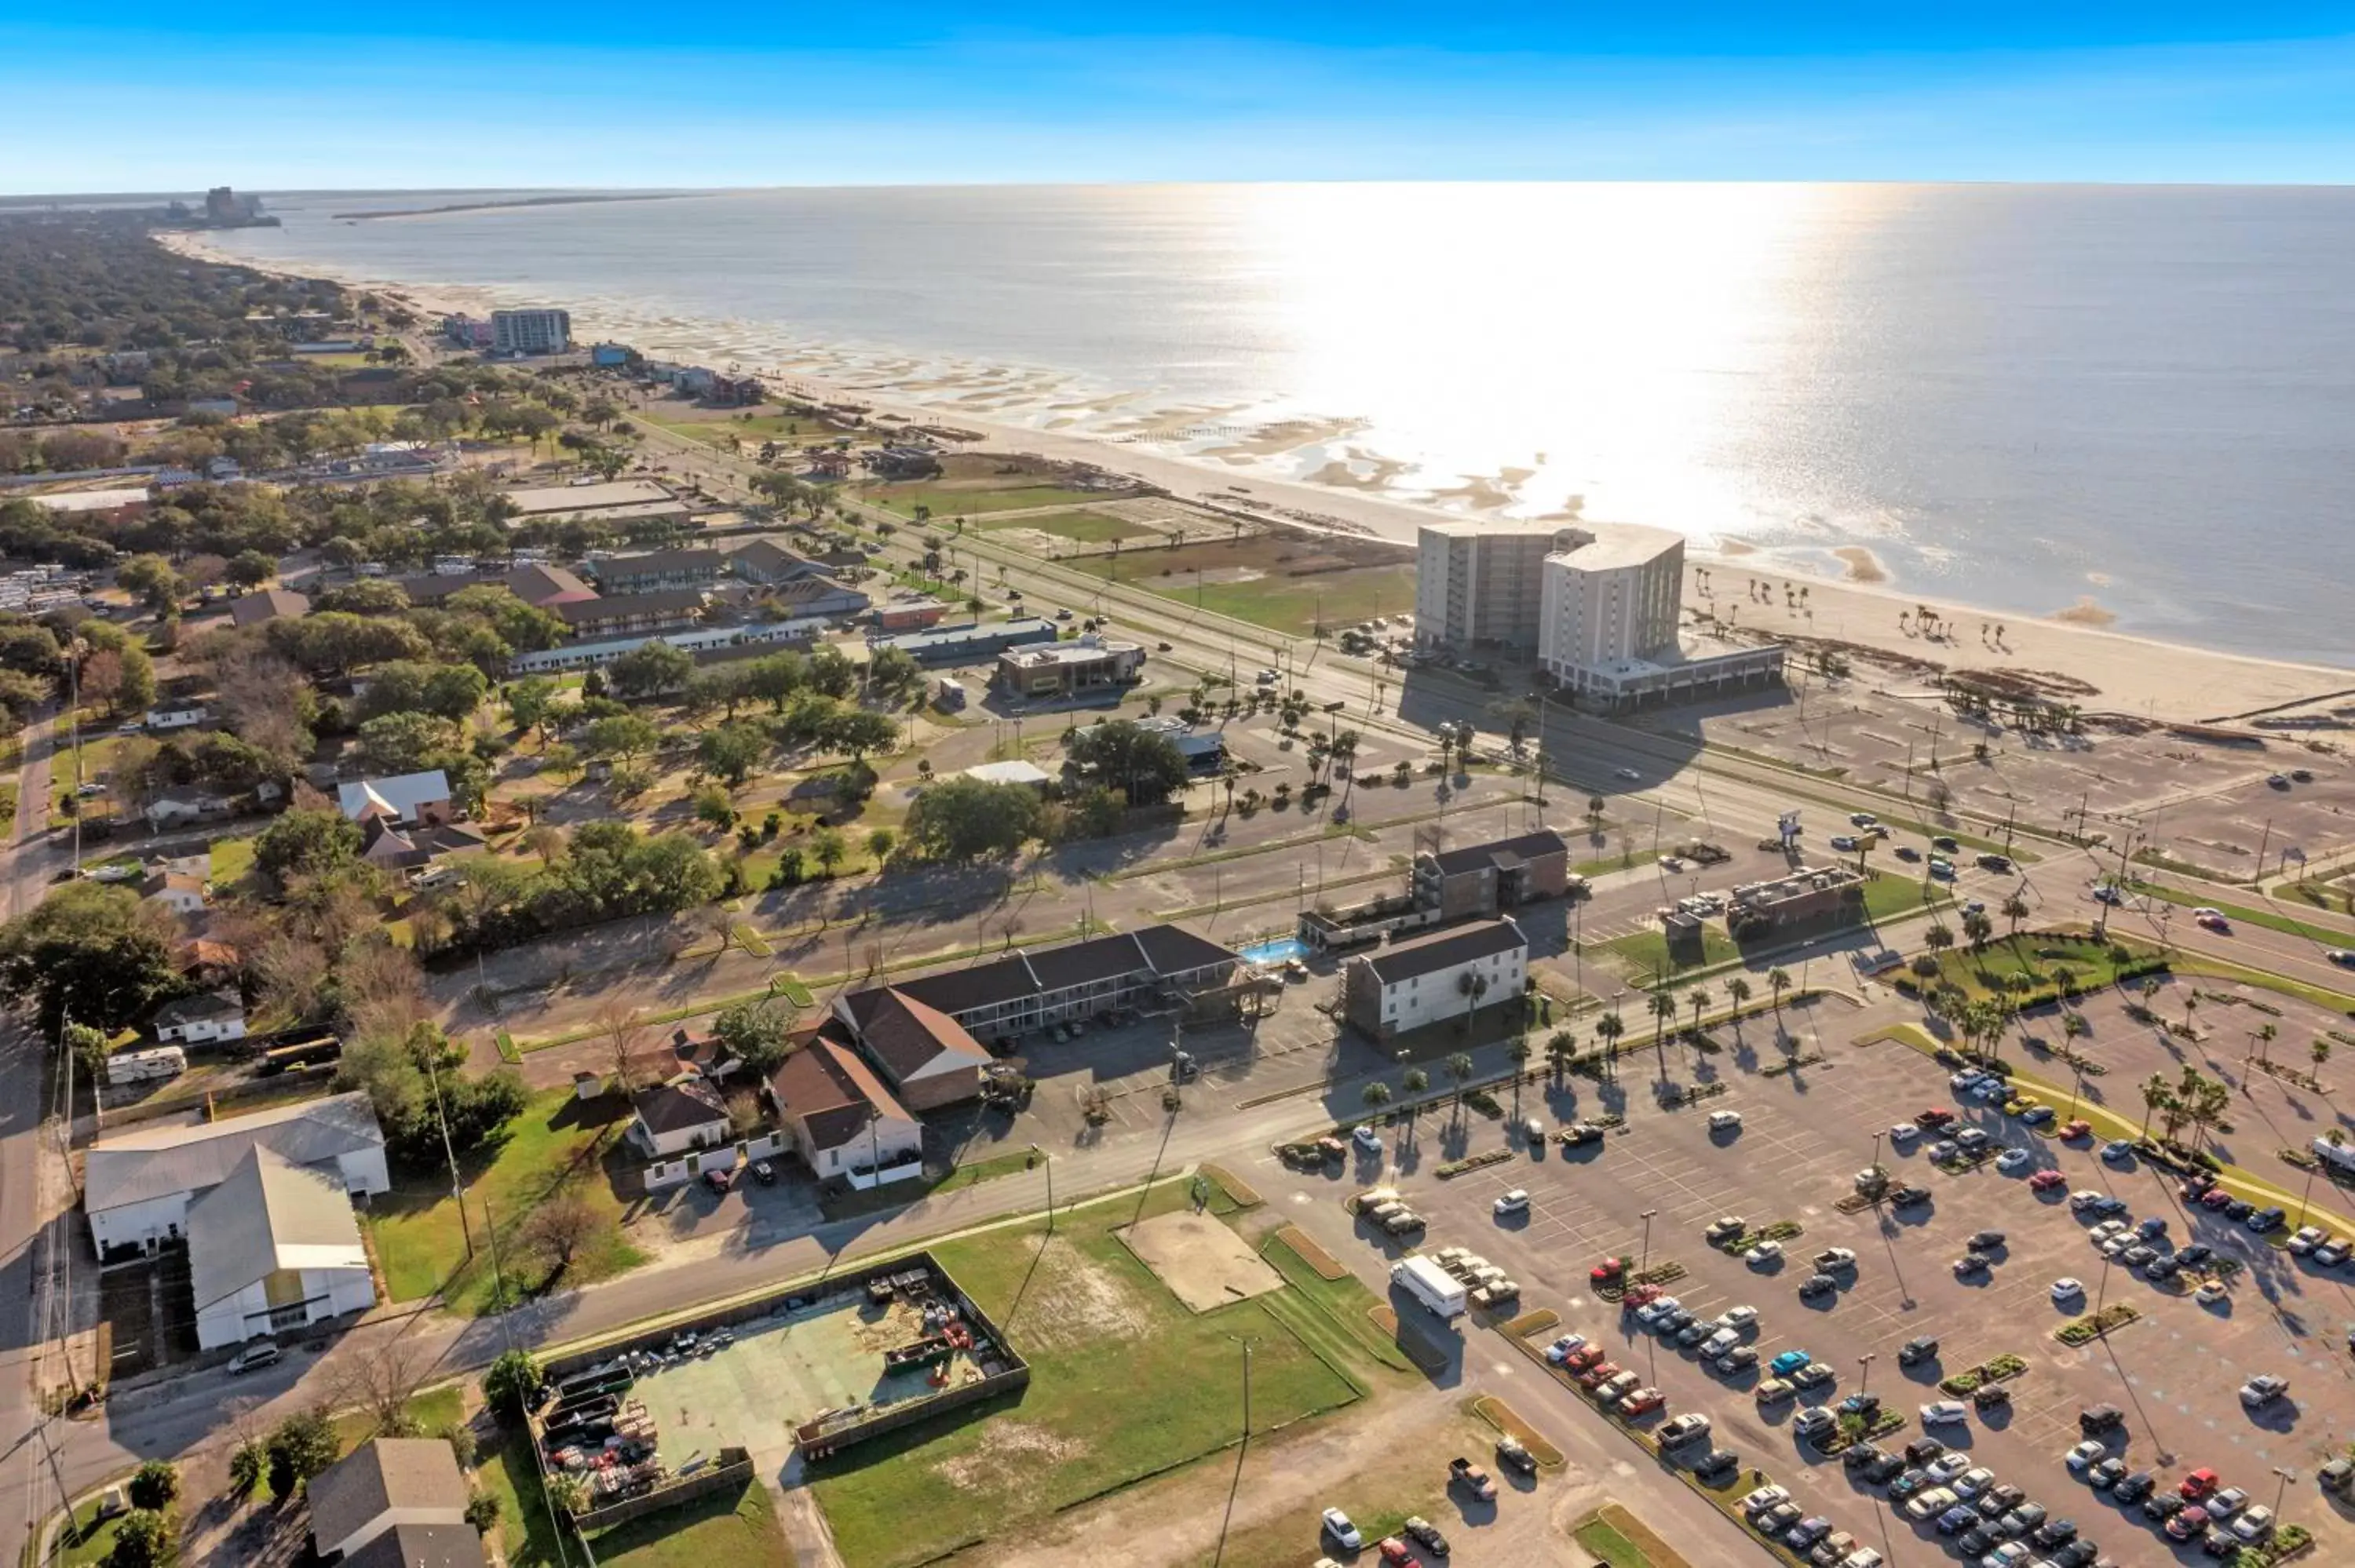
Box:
xmin=552 ymin=589 xmax=707 ymax=626
xmin=341 ymin=1522 xmax=489 ymax=1568
xmin=630 ymin=1077 xmax=728 ymax=1137
xmin=770 ymin=1026 xmax=913 ymax=1152
xmin=838 ymin=989 xmax=991 ymax=1083
xmin=874 ymin=924 xmax=1238 ymax=1021
xmin=1424 ymin=828 xmax=1568 ymax=877
xmin=1356 ymin=918 xmax=1526 ymax=985
xmin=594 ymin=549 xmax=724 ymax=579
xmin=307 ymin=1440 xmax=469 ymax=1559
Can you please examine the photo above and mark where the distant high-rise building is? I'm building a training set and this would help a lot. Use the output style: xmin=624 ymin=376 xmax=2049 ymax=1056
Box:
xmin=491 ymin=308 xmax=572 ymax=356
xmin=1413 ymin=522 xmax=1586 ymax=651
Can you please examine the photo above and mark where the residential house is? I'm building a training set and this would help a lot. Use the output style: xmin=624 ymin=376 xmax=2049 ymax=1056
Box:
xmin=189 ymin=1145 xmax=375 ymax=1349
xmin=82 ymin=1091 xmax=389 ymax=1258
xmin=341 ymin=1523 xmax=487 ymax=1568
xmin=144 ymin=789 xmax=234 ymax=830
xmin=855 ymin=924 xmax=1241 ymax=1049
xmin=176 ymin=937 xmax=242 ymax=986
xmin=769 ymin=1027 xmax=926 ymax=1185
xmin=590 ymin=549 xmax=725 ymax=594
xmin=140 ymin=870 xmax=210 ymax=915
xmin=307 ymin=1438 xmax=480 ymax=1565
xmin=356 ymin=815 xmax=487 ymax=872
xmin=152 ymin=990 xmax=246 ymax=1045
xmin=550 ymin=589 xmax=707 ymax=640
xmin=337 ymin=769 xmax=453 ymax=827
xmin=228 ymin=588 xmax=309 ymax=628
xmin=1340 ymin=917 xmax=1528 ymax=1044
xmin=626 ymin=1077 xmax=733 ymax=1158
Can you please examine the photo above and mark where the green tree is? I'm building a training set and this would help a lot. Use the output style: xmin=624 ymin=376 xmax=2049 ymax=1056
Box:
xmin=583 ymin=713 xmax=662 ymax=763
xmin=1648 ymin=988 xmax=1678 ymax=1074
xmin=811 ymin=827 xmax=848 ymax=877
xmin=504 ymin=676 xmax=560 ymax=739
xmin=356 ymin=709 xmax=462 ymax=775
xmin=465 ymin=1492 xmax=503 ymax=1534
xmin=1360 ymin=1080 xmax=1393 ymax=1114
xmin=1445 ymin=1051 xmax=1475 ymax=1123
xmin=359 ymin=659 xmax=488 ymax=724
xmin=608 ymin=639 xmax=694 ymax=698
xmin=1064 ymin=719 xmax=1189 ymax=807
xmin=1962 ymin=908 xmax=1995 ymax=953
xmin=116 ymin=554 xmax=185 ymax=614
xmin=902 ymin=776 xmax=1043 ymax=863
xmin=0 ymin=881 xmax=181 ymax=1034
xmin=265 ymin=1408 xmax=339 ymax=1500
xmin=866 ymin=827 xmax=896 ymax=865
xmin=253 ymin=807 xmax=363 ymax=892
xmin=696 ymin=721 xmax=769 ymax=789
xmin=711 ymin=1001 xmax=796 ymax=1074
xmin=104 ymin=1509 xmax=175 ymax=1568
xmin=483 ymin=1348 xmax=545 ymax=1423
xmin=126 ymin=1460 xmax=180 ymax=1512
xmin=225 ymin=549 xmax=277 ymax=589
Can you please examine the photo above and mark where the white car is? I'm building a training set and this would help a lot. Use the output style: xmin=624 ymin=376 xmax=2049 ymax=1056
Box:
xmin=2232 ymin=1504 xmax=2277 ymax=1542
xmin=1995 ymin=1148 xmax=2032 ymax=1173
xmin=1709 ymin=1110 xmax=1743 ymax=1133
xmin=1829 ymin=834 xmax=1859 ymax=851
xmin=1888 ymin=1122 xmax=1921 ymax=1143
xmin=2192 ymin=906 xmax=2224 ymax=919
xmin=1544 ymin=1333 xmax=1588 ymax=1364
xmin=1635 ymin=1296 xmax=1683 ymax=1326
xmin=1950 ymin=1069 xmax=1987 ymax=1091
xmin=1903 ymin=1486 xmax=1959 ymax=1521
xmin=1741 ymin=1485 xmax=1791 ymax=1515
xmin=2050 ymin=1277 xmax=2085 ymax=1302
xmin=1351 ymin=1125 xmax=1382 ymax=1154
xmin=1615 ymin=767 xmax=1641 ymax=782
xmin=2088 ymin=1219 xmax=2129 ymax=1242
xmin=1743 ymin=1241 xmax=1784 ymax=1267
xmin=2287 ymin=1224 xmax=2326 ymax=1254
xmin=1320 ymin=1508 xmax=1363 ymax=1550
xmin=2240 ymin=1374 xmax=2289 ymax=1406
xmin=1716 ymin=1304 xmax=1760 ymax=1331
xmin=2065 ymin=1439 xmax=2108 ymax=1472
xmin=1494 ymin=1188 xmax=1531 ymax=1216
xmin=2196 ymin=1281 xmax=2230 ymax=1305
xmin=1919 ymin=1401 xmax=1970 ymax=1426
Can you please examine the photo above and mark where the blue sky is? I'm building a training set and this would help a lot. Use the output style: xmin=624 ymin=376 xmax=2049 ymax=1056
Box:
xmin=6 ymin=3 xmax=2355 ymax=189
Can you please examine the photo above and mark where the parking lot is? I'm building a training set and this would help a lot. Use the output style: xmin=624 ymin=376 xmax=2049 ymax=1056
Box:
xmin=1271 ymin=999 xmax=2355 ymax=1566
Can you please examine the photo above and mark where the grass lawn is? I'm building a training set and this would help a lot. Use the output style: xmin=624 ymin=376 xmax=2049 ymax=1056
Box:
xmin=974 ymin=509 xmax=1151 ymax=544
xmin=1602 ymin=924 xmax=1741 ymax=978
xmin=863 ymin=481 xmax=1111 ymax=517
xmin=2284 ymin=880 xmax=2355 ymax=917
xmin=1863 ymin=870 xmax=1952 ymax=924
xmin=364 ymin=1088 xmax=644 ymax=1314
xmin=1912 ymin=930 xmax=2155 ymax=1006
xmin=644 ymin=409 xmax=859 ymax=448
xmin=591 ymin=1475 xmax=793 ymax=1568
xmin=57 ymin=1495 xmax=128 ymax=1567
xmin=1073 ymin=549 xmax=1417 ymax=640
xmin=807 ymin=1180 xmax=1367 ymax=1568
xmin=330 ymin=1384 xmax=466 ymax=1454
xmin=209 ymin=834 xmax=258 ymax=890
xmin=2133 ymin=880 xmax=2355 ymax=942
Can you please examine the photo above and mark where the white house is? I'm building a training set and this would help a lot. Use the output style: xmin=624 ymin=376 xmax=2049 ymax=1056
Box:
xmin=336 ymin=769 xmax=453 ymax=828
xmin=1341 ymin=917 xmax=1528 ymax=1043
xmin=626 ymin=1077 xmax=733 ymax=1158
xmin=189 ymin=1145 xmax=376 ymax=1349
xmin=82 ymin=1092 xmax=388 ymax=1258
xmin=306 ymin=1439 xmax=480 ymax=1566
xmin=144 ymin=789 xmax=234 ymax=830
xmin=152 ymin=990 xmax=246 ymax=1045
xmin=140 ymin=870 xmax=210 ymax=915
xmin=769 ymin=1030 xmax=926 ymax=1187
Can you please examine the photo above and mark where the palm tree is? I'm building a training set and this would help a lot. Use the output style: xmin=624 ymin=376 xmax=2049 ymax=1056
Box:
xmin=2061 ymin=1012 xmax=2090 ymax=1044
xmin=2252 ymin=1023 xmax=2279 ymax=1067
xmin=2316 ymin=1038 xmax=2334 ymax=1071
xmin=1725 ymin=977 xmax=1753 ymax=1040
xmin=2182 ymin=990 xmax=2200 ymax=1032
xmin=1400 ymin=1067 xmax=1430 ymax=1140
xmin=2049 ymin=964 xmax=2077 ymax=1006
xmin=1686 ymin=983 xmax=1712 ymax=1038
xmin=1445 ymin=1052 xmax=1475 ymax=1124
xmin=1455 ymin=970 xmax=1490 ymax=1037
xmin=2138 ymin=1073 xmax=2172 ymax=1141
xmin=1767 ymin=968 xmax=1792 ymax=1026
xmin=1648 ymin=990 xmax=1678 ymax=1077
xmin=2000 ymin=894 xmax=2030 ymax=937
xmin=1925 ymin=924 xmax=1955 ymax=960
xmin=1594 ymin=1011 xmax=1626 ymax=1078
xmin=1360 ymin=1081 xmax=1393 ymax=1117
xmin=1506 ymin=1037 xmax=1533 ymax=1115
xmin=1545 ymin=1032 xmax=1575 ymax=1077
xmin=1962 ymin=909 xmax=1994 ymax=954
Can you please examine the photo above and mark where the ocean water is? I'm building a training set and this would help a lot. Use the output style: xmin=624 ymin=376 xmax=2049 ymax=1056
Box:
xmin=204 ymin=184 xmax=2355 ymax=664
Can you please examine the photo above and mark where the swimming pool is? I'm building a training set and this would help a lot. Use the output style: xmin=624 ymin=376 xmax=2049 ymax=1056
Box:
xmin=1240 ymin=935 xmax=1309 ymax=966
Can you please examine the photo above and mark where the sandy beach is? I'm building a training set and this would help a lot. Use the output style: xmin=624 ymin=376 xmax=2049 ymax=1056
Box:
xmin=157 ymin=231 xmax=2355 ymax=726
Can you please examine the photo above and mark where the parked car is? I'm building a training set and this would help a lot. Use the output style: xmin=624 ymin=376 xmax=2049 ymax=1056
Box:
xmin=225 ymin=1344 xmax=282 ymax=1376
xmin=1446 ymin=1457 xmax=1496 ymax=1501
xmin=1402 ymin=1516 xmax=1450 ymax=1556
xmin=1321 ymin=1508 xmax=1364 ymax=1549
xmin=1898 ymin=1335 xmax=1940 ymax=1366
xmin=1921 ymin=1400 xmax=1970 ymax=1426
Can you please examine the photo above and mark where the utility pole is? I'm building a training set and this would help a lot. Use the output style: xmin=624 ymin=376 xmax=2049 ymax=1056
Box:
xmin=423 ymin=1048 xmax=476 ymax=1256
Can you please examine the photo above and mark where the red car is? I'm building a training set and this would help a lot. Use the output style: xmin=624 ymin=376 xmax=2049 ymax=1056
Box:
xmin=1620 ymin=1387 xmax=1666 ymax=1417
xmin=2060 ymin=1119 xmax=2093 ymax=1140
xmin=1578 ymin=1360 xmax=1623 ymax=1390
xmin=1378 ymin=1537 xmax=1413 ymax=1565
xmin=703 ymin=1167 xmax=733 ymax=1194
xmin=2202 ymin=1188 xmax=2236 ymax=1210
xmin=1591 ymin=1256 xmax=1625 ymax=1284
xmin=1565 ymin=1346 xmax=1606 ymax=1373
xmin=2181 ymin=1467 xmax=2222 ymax=1500
xmin=1919 ymin=1107 xmax=1956 ymax=1129
xmin=2030 ymin=1170 xmax=2069 ymax=1192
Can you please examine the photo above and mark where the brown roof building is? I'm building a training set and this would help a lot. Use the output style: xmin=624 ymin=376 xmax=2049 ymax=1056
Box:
xmin=306 ymin=1437 xmax=475 ymax=1564
xmin=832 ymin=988 xmax=992 ymax=1112
xmin=228 ymin=588 xmax=309 ymax=627
xmin=768 ymin=1026 xmax=924 ymax=1181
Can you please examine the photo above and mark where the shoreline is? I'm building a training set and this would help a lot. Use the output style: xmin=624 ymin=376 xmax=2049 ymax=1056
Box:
xmin=155 ymin=231 xmax=2355 ymax=724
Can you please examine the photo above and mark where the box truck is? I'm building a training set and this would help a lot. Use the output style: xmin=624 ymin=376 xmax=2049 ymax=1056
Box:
xmin=1392 ymin=1255 xmax=1469 ymax=1320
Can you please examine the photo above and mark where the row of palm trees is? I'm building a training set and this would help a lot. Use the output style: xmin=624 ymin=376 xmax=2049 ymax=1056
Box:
xmin=2138 ymin=1063 xmax=2233 ymax=1151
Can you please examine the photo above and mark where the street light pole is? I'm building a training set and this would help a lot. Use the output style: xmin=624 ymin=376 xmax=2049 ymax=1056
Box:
xmin=1638 ymin=1209 xmax=1659 ymax=1276
xmin=2273 ymin=1466 xmax=2296 ymax=1516
xmin=1858 ymin=1352 xmax=1875 ymax=1393
xmin=1030 ymin=1142 xmax=1053 ymax=1234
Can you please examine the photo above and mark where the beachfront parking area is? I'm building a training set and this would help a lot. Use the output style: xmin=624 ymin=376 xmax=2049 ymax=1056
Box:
xmin=1270 ymin=1001 xmax=2355 ymax=1566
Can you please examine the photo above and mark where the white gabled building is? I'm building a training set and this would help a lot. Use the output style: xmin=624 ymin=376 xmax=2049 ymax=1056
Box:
xmin=189 ymin=1145 xmax=376 ymax=1349
xmin=82 ymin=1092 xmax=388 ymax=1259
xmin=152 ymin=990 xmax=246 ymax=1045
xmin=1341 ymin=917 xmax=1528 ymax=1043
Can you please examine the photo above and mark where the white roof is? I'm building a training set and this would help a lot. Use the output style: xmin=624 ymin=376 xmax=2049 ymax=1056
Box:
xmin=188 ymin=1145 xmax=368 ymax=1313
xmin=1548 ymin=523 xmax=1684 ymax=572
xmin=963 ymin=760 xmax=1053 ymax=786
xmin=31 ymin=488 xmax=149 ymax=513
xmin=83 ymin=1091 xmax=384 ymax=1214
xmin=502 ymin=480 xmax=675 ymax=515
xmin=337 ymin=770 xmax=451 ymax=823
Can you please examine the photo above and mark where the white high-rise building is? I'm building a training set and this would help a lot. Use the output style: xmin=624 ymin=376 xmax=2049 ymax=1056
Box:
xmin=1414 ymin=522 xmax=1586 ymax=651
xmin=491 ymin=308 xmax=572 ymax=356
xmin=1538 ymin=524 xmax=1685 ymax=674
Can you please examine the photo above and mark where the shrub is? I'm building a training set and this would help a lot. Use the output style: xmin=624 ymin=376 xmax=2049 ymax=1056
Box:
xmin=483 ymin=1349 xmax=544 ymax=1423
xmin=464 ymin=1491 xmax=502 ymax=1533
xmin=228 ymin=1439 xmax=265 ymax=1497
xmin=126 ymin=1459 xmax=178 ymax=1511
xmin=104 ymin=1509 xmax=175 ymax=1568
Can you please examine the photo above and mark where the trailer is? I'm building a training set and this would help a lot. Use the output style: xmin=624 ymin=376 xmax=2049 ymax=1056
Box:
xmin=1392 ymin=1255 xmax=1469 ymax=1320
xmin=105 ymin=1046 xmax=185 ymax=1086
